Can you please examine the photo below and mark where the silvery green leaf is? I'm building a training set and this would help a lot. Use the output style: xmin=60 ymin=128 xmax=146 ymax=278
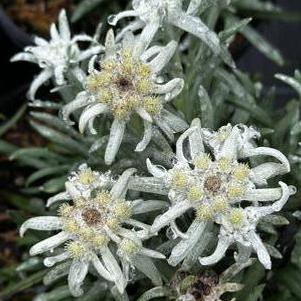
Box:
xmin=198 ymin=85 xmax=214 ymax=128
xmin=219 ymin=18 xmax=252 ymax=41
xmin=275 ymin=73 xmax=301 ymax=98
xmin=265 ymin=243 xmax=283 ymax=259
xmin=30 ymin=121 xmax=88 ymax=155
xmin=42 ymin=176 xmax=67 ymax=193
xmin=133 ymin=255 xmax=162 ymax=286
xmin=261 ymin=214 xmax=289 ymax=226
xmin=80 ymin=282 xmax=107 ymax=301
xmin=33 ymin=286 xmax=71 ymax=301
xmin=234 ymin=0 xmax=281 ymax=13
xmin=0 ymin=270 xmax=47 ymax=300
xmin=26 ymin=165 xmax=70 ymax=186
xmin=137 ymin=287 xmax=170 ymax=301
xmin=31 ymin=112 xmax=84 ymax=140
xmin=110 ymin=286 xmax=129 ymax=301
xmin=233 ymin=16 xmax=284 ymax=66
xmin=0 ymin=104 xmax=26 ymax=137
xmin=16 ymin=257 xmax=42 ymax=272
xmin=43 ymin=261 xmax=72 ymax=285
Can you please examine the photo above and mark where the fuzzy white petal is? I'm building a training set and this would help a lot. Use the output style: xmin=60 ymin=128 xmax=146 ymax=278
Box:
xmin=111 ymin=168 xmax=136 ymax=199
xmin=151 ymin=201 xmax=192 ymax=233
xmin=68 ymin=260 xmax=89 ymax=297
xmin=169 ymin=220 xmax=207 ymax=266
xmin=146 ymin=158 xmax=166 ymax=178
xmin=108 ymin=10 xmax=138 ymax=26
xmin=61 ymin=91 xmax=90 ymax=125
xmin=91 ymin=253 xmax=115 ymax=281
xmin=246 ymin=231 xmax=271 ymax=269
xmin=30 ymin=232 xmax=70 ymax=256
xmin=134 ymin=20 xmax=160 ymax=57
xmin=79 ymin=103 xmax=108 ymax=133
xmin=132 ymin=199 xmax=168 ymax=214
xmin=58 ymin=9 xmax=71 ymax=41
xmin=27 ymin=69 xmax=52 ymax=101
xmin=243 ymin=187 xmax=282 ymax=202
xmin=148 ymin=40 xmax=177 ymax=74
xmin=160 ymin=109 xmax=188 ymax=133
xmin=188 ymin=118 xmax=204 ymax=159
xmin=170 ymin=12 xmax=220 ymax=54
xmin=199 ymin=236 xmax=232 ymax=266
xmin=46 ymin=191 xmax=71 ymax=207
xmin=176 ymin=126 xmax=198 ymax=162
xmin=44 ymin=252 xmax=69 ymax=267
xmin=136 ymin=107 xmax=153 ymax=123
xmin=10 ymin=52 xmax=36 ymax=63
xmin=101 ymin=247 xmax=127 ymax=293
xmin=135 ymin=120 xmax=153 ymax=152
xmin=105 ymin=119 xmax=126 ymax=165
xmin=20 ymin=216 xmax=63 ymax=237
xmin=139 ymin=248 xmax=165 ymax=259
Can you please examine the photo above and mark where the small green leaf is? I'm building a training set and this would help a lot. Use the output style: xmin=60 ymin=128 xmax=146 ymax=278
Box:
xmin=72 ymin=0 xmax=105 ymax=22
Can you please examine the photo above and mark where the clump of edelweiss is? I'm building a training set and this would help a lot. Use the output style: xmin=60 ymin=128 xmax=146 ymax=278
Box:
xmin=11 ymin=10 xmax=102 ymax=101
xmin=146 ymin=118 xmax=295 ymax=268
xmin=108 ymin=0 xmax=222 ymax=56
xmin=62 ymin=29 xmax=187 ymax=165
xmin=171 ymin=260 xmax=253 ymax=301
xmin=20 ymin=166 xmax=165 ymax=296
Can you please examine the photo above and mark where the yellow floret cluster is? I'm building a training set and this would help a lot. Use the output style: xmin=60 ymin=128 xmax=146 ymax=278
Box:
xmin=58 ymin=189 xmax=132 ymax=259
xmin=86 ymin=49 xmax=163 ymax=120
xmin=169 ymin=154 xmax=251 ymax=222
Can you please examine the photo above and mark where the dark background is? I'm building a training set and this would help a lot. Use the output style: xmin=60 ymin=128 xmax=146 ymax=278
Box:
xmin=237 ymin=0 xmax=301 ymax=101
xmin=0 ymin=0 xmax=301 ymax=115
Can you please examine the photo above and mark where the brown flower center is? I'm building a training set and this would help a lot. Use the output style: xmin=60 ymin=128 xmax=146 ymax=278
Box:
xmin=204 ymin=175 xmax=221 ymax=193
xmin=82 ymin=208 xmax=102 ymax=226
xmin=116 ymin=77 xmax=133 ymax=92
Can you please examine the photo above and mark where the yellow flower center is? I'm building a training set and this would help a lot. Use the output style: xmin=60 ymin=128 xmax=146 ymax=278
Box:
xmin=66 ymin=242 xmax=85 ymax=259
xmin=171 ymin=171 xmax=188 ymax=189
xmin=217 ymin=157 xmax=232 ymax=172
xmin=187 ymin=186 xmax=203 ymax=201
xmin=78 ymin=168 xmax=95 ymax=185
xmin=232 ymin=164 xmax=250 ymax=181
xmin=86 ymin=49 xmax=161 ymax=120
xmin=196 ymin=205 xmax=213 ymax=220
xmin=229 ymin=209 xmax=245 ymax=226
xmin=194 ymin=153 xmax=211 ymax=170
xmin=227 ymin=184 xmax=245 ymax=199
xmin=119 ymin=239 xmax=140 ymax=255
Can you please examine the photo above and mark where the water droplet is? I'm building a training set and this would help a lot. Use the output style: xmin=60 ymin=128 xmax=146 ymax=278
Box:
xmin=108 ymin=15 xmax=117 ymax=26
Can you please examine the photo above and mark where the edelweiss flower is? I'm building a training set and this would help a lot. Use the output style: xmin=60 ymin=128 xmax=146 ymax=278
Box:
xmin=20 ymin=167 xmax=165 ymax=296
xmin=172 ymin=260 xmax=253 ymax=301
xmin=11 ymin=10 xmax=103 ymax=101
xmin=146 ymin=118 xmax=295 ymax=267
xmin=199 ymin=182 xmax=295 ymax=269
xmin=62 ymin=30 xmax=187 ymax=165
xmin=108 ymin=0 xmax=221 ymax=56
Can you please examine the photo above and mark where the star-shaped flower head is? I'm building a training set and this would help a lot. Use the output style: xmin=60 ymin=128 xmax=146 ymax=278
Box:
xmin=62 ymin=30 xmax=187 ymax=165
xmin=108 ymin=0 xmax=223 ymax=57
xmin=199 ymin=182 xmax=295 ymax=269
xmin=11 ymin=10 xmax=103 ymax=101
xmin=20 ymin=167 xmax=165 ymax=296
xmin=146 ymin=118 xmax=295 ymax=267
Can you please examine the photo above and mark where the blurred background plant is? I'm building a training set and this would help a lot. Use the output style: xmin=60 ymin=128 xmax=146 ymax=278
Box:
xmin=0 ymin=0 xmax=301 ymax=300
